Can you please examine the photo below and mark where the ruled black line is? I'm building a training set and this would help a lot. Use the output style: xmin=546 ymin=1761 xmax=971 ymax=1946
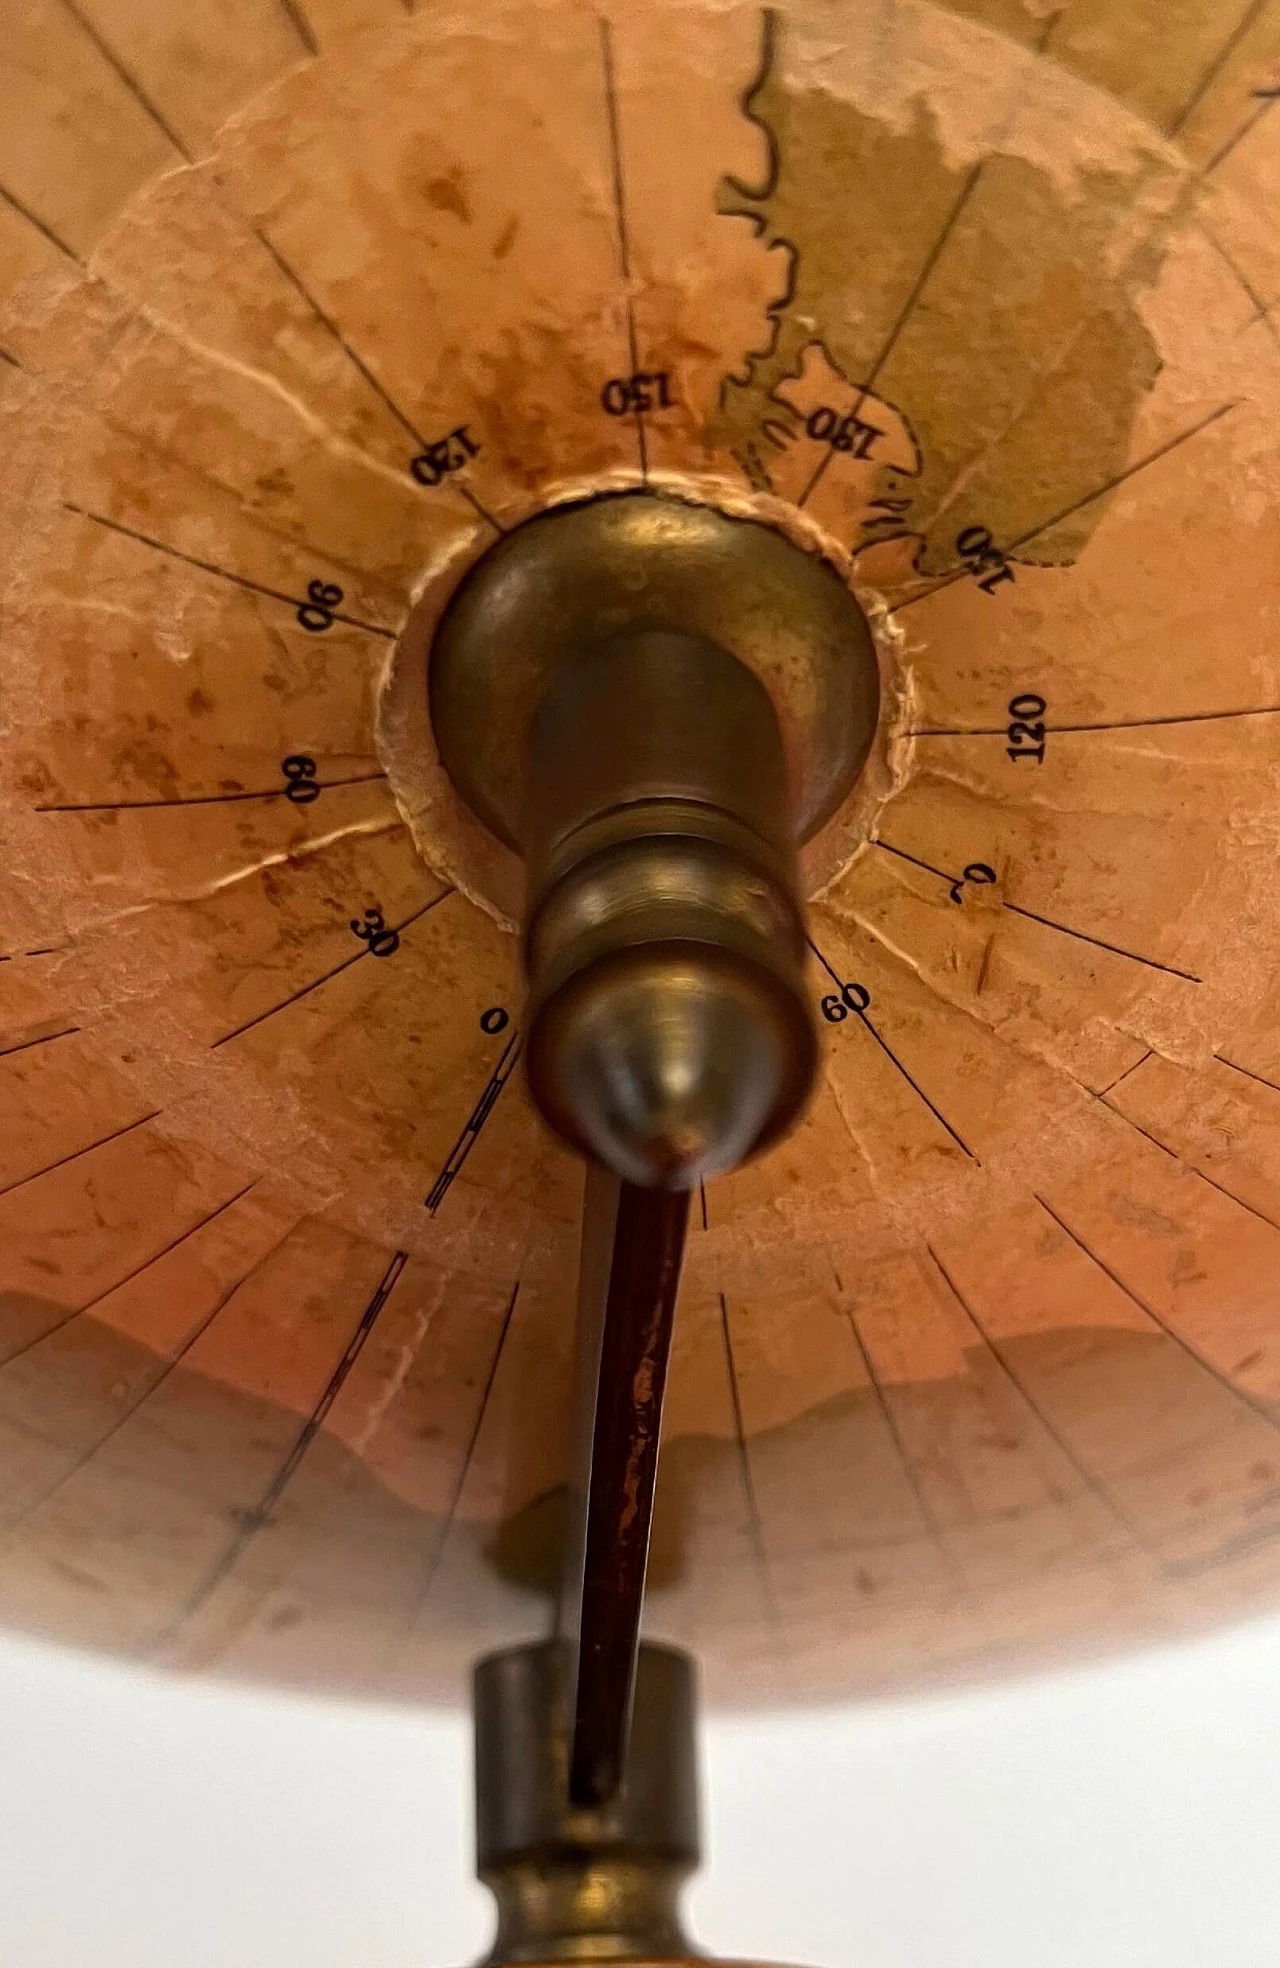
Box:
xmin=0 ymin=1108 xmax=159 ymax=1204
xmin=857 ymin=1008 xmax=977 ymax=1159
xmin=699 ymin=1181 xmax=709 ymax=1232
xmin=874 ymin=838 xmax=1193 ymax=981
xmin=57 ymin=0 xmax=193 ymax=159
xmin=3 ymin=1216 xmax=298 ymax=1534
xmin=909 ymin=703 xmax=1280 ymax=737
xmin=62 ymin=504 xmax=396 ymax=638
xmin=599 ymin=15 xmax=648 ymax=482
xmin=251 ymin=229 xmax=501 ymax=532
xmin=1095 ymin=1050 xmax=1153 ymax=1099
xmin=1204 ymin=91 xmax=1277 ymax=174
xmin=842 ymin=1301 xmax=956 ymax=1565
xmin=212 ymin=888 xmax=452 ymax=1048
xmin=252 ymin=229 xmax=428 ymax=449
xmin=806 ymin=925 xmax=976 ymax=1154
xmin=37 ymin=771 xmax=387 ymax=813
xmin=803 ymin=928 xmax=845 ymax=990
xmin=718 ymin=1292 xmax=772 ymax=1588
xmin=0 ymin=1179 xmax=258 ymax=1370
xmin=1034 ymin=1193 xmax=1280 ymax=1437
xmin=893 ymin=400 xmax=1239 ymax=612
xmin=1217 ymin=1053 xmax=1280 ymax=1098
xmin=873 ymin=838 xmax=959 ymax=887
xmin=1166 ymin=0 xmax=1272 ymax=137
xmin=425 ymin=1028 xmax=523 ymax=1212
xmin=799 ymin=159 xmax=984 ymax=511
xmin=413 ymin=1277 xmax=521 ymax=1609
xmin=0 ymin=1026 xmax=79 ymax=1060
xmin=1002 ymin=901 xmax=1202 ymax=983
xmin=0 ymin=182 xmax=81 ymax=265
xmin=151 ymin=1247 xmax=409 ymax=1650
xmin=926 ymin=1242 xmax=1151 ymax=1543
xmin=275 ymin=0 xmax=319 ymax=55
xmin=1098 ymin=1094 xmax=1280 ymax=1238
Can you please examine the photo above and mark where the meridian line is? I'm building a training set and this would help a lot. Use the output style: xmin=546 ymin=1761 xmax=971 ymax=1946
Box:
xmin=0 ymin=1026 xmax=79 ymax=1060
xmin=1 ymin=1218 xmax=300 ymax=1535
xmin=212 ymin=888 xmax=452 ymax=1047
xmin=411 ymin=1277 xmax=521 ymax=1614
xmin=841 ymin=1299 xmax=957 ymax=1565
xmin=1001 ymin=901 xmax=1201 ymax=983
xmin=805 ymin=927 xmax=974 ymax=1155
xmin=925 ymin=1243 xmax=1152 ymax=1544
xmin=253 ymin=228 xmax=429 ymax=450
xmin=1034 ymin=1193 xmax=1280 ymax=1438
xmin=0 ymin=1179 xmax=259 ymax=1369
xmin=151 ymin=1247 xmax=410 ymax=1652
xmin=1204 ymin=91 xmax=1277 ymax=173
xmin=1218 ymin=1053 xmax=1280 ymax=1098
xmin=1166 ymin=0 xmax=1272 ymax=137
xmin=0 ymin=1109 xmax=159 ymax=1203
xmin=909 ymin=704 xmax=1280 ymax=737
xmin=718 ymin=1292 xmax=774 ymax=1598
xmin=893 ymin=400 xmax=1239 ymax=612
xmin=425 ymin=1028 xmax=523 ymax=1212
xmin=599 ymin=15 xmax=648 ymax=482
xmin=62 ymin=504 xmax=396 ymax=638
xmin=37 ymin=771 xmax=388 ymax=814
xmin=57 ymin=0 xmax=193 ymax=159
xmin=0 ymin=182 xmax=82 ymax=265
xmin=1095 ymin=1050 xmax=1154 ymax=1099
xmin=799 ymin=160 xmax=983 ymax=511
xmin=274 ymin=0 xmax=319 ymax=56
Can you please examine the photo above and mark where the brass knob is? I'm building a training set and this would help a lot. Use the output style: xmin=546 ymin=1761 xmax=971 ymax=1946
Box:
xmin=429 ymin=492 xmax=879 ymax=1188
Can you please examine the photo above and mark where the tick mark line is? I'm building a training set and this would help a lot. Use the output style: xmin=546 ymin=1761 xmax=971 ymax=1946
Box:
xmin=0 ymin=1179 xmax=259 ymax=1370
xmin=0 ymin=1109 xmax=160 ymax=1204
xmin=413 ymin=1277 xmax=521 ymax=1612
xmin=57 ymin=0 xmax=193 ymax=159
xmin=1034 ymin=1193 xmax=1280 ymax=1438
xmin=425 ymin=1028 xmax=523 ymax=1213
xmin=62 ymin=504 xmax=397 ymax=638
xmin=1199 ymin=220 xmax=1280 ymax=350
xmin=599 ymin=15 xmax=648 ymax=483
xmin=212 ymin=888 xmax=452 ymax=1048
xmin=37 ymin=771 xmax=388 ymax=813
xmin=699 ymin=1180 xmax=709 ymax=1232
xmin=151 ymin=1247 xmax=409 ymax=1651
xmin=893 ymin=399 xmax=1239 ymax=611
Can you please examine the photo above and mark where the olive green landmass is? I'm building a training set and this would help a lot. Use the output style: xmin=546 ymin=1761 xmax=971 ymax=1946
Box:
xmin=714 ymin=15 xmax=1175 ymax=575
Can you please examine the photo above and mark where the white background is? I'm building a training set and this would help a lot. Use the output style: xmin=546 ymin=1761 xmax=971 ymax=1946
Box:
xmin=1 ymin=1617 xmax=1279 ymax=1966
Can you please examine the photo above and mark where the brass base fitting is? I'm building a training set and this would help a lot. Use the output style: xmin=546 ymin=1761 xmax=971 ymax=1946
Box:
xmin=473 ymin=1641 xmax=700 ymax=1965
